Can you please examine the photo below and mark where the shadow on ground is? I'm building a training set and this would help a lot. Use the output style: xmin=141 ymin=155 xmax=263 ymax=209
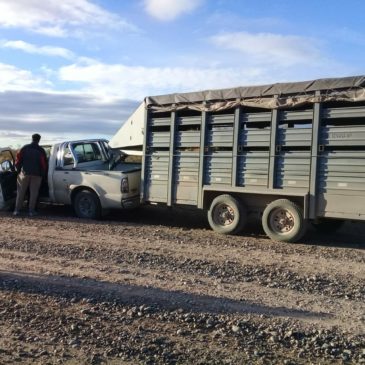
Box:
xmin=0 ymin=269 xmax=330 ymax=321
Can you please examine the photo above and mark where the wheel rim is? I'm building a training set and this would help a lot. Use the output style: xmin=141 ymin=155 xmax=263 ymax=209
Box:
xmin=213 ymin=203 xmax=235 ymax=227
xmin=269 ymin=207 xmax=295 ymax=235
xmin=79 ymin=196 xmax=95 ymax=217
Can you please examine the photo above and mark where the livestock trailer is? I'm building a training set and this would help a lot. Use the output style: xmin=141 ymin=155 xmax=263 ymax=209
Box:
xmin=112 ymin=75 xmax=365 ymax=242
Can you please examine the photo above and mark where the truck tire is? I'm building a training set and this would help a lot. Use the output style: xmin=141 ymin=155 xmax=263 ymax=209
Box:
xmin=312 ymin=219 xmax=345 ymax=234
xmin=262 ymin=199 xmax=306 ymax=242
xmin=73 ymin=190 xmax=101 ymax=219
xmin=207 ymin=194 xmax=247 ymax=235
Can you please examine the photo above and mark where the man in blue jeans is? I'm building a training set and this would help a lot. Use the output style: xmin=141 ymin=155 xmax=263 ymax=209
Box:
xmin=13 ymin=134 xmax=47 ymax=216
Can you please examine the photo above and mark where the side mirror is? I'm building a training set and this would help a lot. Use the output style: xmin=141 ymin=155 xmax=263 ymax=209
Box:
xmin=0 ymin=160 xmax=14 ymax=171
xmin=0 ymin=160 xmax=14 ymax=172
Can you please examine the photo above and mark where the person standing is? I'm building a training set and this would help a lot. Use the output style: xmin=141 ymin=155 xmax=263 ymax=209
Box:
xmin=13 ymin=133 xmax=47 ymax=216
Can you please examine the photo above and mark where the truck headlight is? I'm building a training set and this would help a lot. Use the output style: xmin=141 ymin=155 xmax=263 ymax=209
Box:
xmin=121 ymin=177 xmax=129 ymax=193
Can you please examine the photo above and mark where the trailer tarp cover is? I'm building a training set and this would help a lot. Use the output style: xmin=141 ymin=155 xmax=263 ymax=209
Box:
xmin=145 ymin=75 xmax=365 ymax=112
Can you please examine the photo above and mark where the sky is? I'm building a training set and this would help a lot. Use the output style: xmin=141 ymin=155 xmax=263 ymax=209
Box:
xmin=0 ymin=0 xmax=364 ymax=147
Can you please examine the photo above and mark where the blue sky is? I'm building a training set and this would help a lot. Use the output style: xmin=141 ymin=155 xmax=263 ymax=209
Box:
xmin=0 ymin=0 xmax=364 ymax=147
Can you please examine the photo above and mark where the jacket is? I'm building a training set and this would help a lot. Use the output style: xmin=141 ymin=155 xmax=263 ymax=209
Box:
xmin=15 ymin=142 xmax=47 ymax=177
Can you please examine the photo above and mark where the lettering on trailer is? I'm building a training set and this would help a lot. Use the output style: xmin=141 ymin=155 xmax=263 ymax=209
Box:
xmin=330 ymin=132 xmax=353 ymax=139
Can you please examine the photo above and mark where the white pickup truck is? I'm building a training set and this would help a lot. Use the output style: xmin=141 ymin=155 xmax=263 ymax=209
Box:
xmin=0 ymin=139 xmax=141 ymax=217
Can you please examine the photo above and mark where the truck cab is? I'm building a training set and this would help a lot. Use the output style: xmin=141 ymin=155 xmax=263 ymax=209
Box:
xmin=49 ymin=139 xmax=141 ymax=218
xmin=0 ymin=139 xmax=142 ymax=218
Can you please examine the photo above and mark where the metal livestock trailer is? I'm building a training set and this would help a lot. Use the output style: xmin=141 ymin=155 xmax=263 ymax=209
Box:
xmin=140 ymin=75 xmax=365 ymax=242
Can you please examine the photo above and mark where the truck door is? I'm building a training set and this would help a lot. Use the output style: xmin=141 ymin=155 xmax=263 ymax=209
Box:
xmin=52 ymin=141 xmax=105 ymax=204
xmin=52 ymin=143 xmax=76 ymax=203
xmin=0 ymin=149 xmax=17 ymax=209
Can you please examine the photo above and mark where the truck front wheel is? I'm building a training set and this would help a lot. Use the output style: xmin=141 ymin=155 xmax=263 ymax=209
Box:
xmin=262 ymin=199 xmax=306 ymax=243
xmin=207 ymin=194 xmax=247 ymax=235
xmin=73 ymin=190 xmax=101 ymax=219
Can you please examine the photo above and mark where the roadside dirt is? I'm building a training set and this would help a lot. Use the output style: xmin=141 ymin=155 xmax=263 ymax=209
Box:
xmin=0 ymin=205 xmax=364 ymax=364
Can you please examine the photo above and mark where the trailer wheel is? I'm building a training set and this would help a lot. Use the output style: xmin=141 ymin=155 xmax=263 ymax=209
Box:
xmin=262 ymin=199 xmax=306 ymax=242
xmin=207 ymin=194 xmax=247 ymax=235
xmin=312 ymin=219 xmax=345 ymax=234
xmin=73 ymin=190 xmax=101 ymax=219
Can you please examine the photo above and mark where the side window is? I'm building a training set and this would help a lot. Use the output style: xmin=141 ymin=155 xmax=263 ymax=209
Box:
xmin=72 ymin=143 xmax=102 ymax=163
xmin=73 ymin=144 xmax=85 ymax=162
xmin=63 ymin=146 xmax=75 ymax=166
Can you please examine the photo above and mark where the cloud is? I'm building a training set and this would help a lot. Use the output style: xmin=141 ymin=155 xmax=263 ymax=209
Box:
xmin=0 ymin=63 xmax=51 ymax=91
xmin=211 ymin=31 xmax=322 ymax=66
xmin=2 ymin=40 xmax=75 ymax=60
xmin=143 ymin=0 xmax=203 ymax=21
xmin=0 ymin=90 xmax=139 ymax=147
xmin=58 ymin=51 xmax=348 ymax=100
xmin=58 ymin=60 xmax=269 ymax=99
xmin=0 ymin=0 xmax=137 ymax=37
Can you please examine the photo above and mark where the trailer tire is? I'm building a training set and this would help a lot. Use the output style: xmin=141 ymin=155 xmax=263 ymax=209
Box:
xmin=207 ymin=194 xmax=247 ymax=235
xmin=262 ymin=199 xmax=306 ymax=242
xmin=312 ymin=219 xmax=345 ymax=234
xmin=73 ymin=190 xmax=101 ymax=219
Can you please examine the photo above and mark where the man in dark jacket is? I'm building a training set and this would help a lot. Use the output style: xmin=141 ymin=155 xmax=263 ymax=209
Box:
xmin=13 ymin=133 xmax=47 ymax=216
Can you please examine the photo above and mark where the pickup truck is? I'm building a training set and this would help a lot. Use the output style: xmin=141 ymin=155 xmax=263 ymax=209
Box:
xmin=0 ymin=139 xmax=141 ymax=217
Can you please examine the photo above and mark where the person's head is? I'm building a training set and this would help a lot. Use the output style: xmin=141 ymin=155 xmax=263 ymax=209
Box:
xmin=32 ymin=133 xmax=41 ymax=144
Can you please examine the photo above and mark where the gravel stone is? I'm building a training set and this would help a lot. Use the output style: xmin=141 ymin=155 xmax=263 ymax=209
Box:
xmin=0 ymin=207 xmax=364 ymax=364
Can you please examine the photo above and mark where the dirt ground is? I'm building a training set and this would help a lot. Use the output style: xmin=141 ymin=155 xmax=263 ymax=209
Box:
xmin=0 ymin=205 xmax=364 ymax=364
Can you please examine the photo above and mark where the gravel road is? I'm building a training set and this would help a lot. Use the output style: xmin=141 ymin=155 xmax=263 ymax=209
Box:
xmin=0 ymin=205 xmax=364 ymax=364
